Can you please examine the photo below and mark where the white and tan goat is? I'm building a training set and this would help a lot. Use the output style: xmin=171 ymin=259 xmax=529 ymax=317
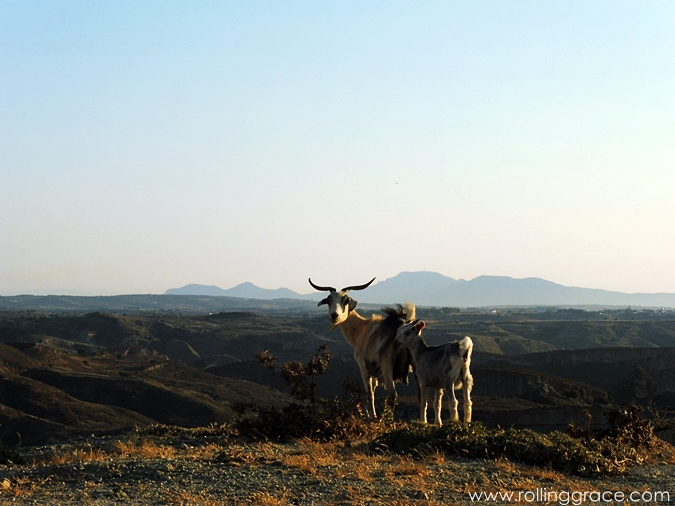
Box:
xmin=394 ymin=319 xmax=473 ymax=426
xmin=309 ymin=278 xmax=418 ymax=418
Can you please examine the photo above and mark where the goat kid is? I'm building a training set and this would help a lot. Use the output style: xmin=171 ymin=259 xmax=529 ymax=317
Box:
xmin=309 ymin=278 xmax=418 ymax=419
xmin=394 ymin=320 xmax=473 ymax=426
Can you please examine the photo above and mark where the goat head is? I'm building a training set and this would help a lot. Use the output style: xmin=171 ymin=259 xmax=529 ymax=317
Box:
xmin=308 ymin=277 xmax=375 ymax=325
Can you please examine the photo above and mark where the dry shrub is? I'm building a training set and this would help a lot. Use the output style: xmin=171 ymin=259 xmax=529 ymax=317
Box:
xmin=236 ymin=401 xmax=335 ymax=441
xmin=245 ymin=346 xmax=392 ymax=442
xmin=256 ymin=345 xmax=330 ymax=405
xmin=567 ymin=406 xmax=666 ymax=471
xmin=237 ymin=394 xmax=395 ymax=443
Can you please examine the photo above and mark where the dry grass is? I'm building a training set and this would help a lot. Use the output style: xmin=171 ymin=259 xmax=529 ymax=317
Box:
xmin=653 ymin=444 xmax=675 ymax=465
xmin=215 ymin=445 xmax=263 ymax=466
xmin=352 ymin=461 xmax=375 ymax=482
xmin=281 ymin=453 xmax=317 ymax=475
xmin=74 ymin=490 xmax=96 ymax=506
xmin=418 ymin=447 xmax=446 ymax=466
xmin=486 ymin=455 xmax=583 ymax=491
xmin=31 ymin=439 xmax=224 ymax=470
xmin=387 ymin=501 xmax=449 ymax=506
xmin=253 ymin=441 xmax=283 ymax=462
xmin=519 ymin=464 xmax=566 ymax=482
xmin=297 ymin=438 xmax=340 ymax=466
xmin=167 ymin=489 xmax=221 ymax=506
xmin=282 ymin=439 xmax=368 ymax=476
xmin=113 ymin=440 xmax=176 ymax=459
xmin=491 ymin=455 xmax=519 ymax=474
xmin=181 ymin=443 xmax=223 ymax=461
xmin=38 ymin=446 xmax=107 ymax=465
xmin=391 ymin=455 xmax=432 ymax=477
xmin=248 ymin=490 xmax=290 ymax=505
xmin=384 ymin=460 xmax=435 ymax=497
xmin=0 ymin=476 xmax=41 ymax=499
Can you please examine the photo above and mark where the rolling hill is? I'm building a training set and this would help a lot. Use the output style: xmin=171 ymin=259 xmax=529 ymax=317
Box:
xmin=0 ymin=342 xmax=292 ymax=446
xmin=3 ymin=308 xmax=675 ymax=442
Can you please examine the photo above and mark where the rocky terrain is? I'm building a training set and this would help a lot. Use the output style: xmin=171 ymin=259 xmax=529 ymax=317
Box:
xmin=1 ymin=429 xmax=674 ymax=505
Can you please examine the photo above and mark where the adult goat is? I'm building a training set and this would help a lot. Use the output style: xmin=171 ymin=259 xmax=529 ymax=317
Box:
xmin=309 ymin=278 xmax=418 ymax=418
xmin=394 ymin=319 xmax=473 ymax=426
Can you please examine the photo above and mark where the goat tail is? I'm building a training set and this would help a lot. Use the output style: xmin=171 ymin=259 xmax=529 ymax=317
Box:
xmin=453 ymin=336 xmax=474 ymax=390
xmin=459 ymin=336 xmax=473 ymax=363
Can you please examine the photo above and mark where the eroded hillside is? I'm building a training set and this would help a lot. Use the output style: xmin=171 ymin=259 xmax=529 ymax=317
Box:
xmin=0 ymin=342 xmax=291 ymax=445
xmin=1 ymin=308 xmax=675 ymax=445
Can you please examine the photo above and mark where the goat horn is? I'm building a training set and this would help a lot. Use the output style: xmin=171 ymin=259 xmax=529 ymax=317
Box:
xmin=341 ymin=277 xmax=376 ymax=292
xmin=308 ymin=278 xmax=336 ymax=292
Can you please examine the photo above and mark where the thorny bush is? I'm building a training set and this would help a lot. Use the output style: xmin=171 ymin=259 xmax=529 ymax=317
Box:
xmin=256 ymin=345 xmax=330 ymax=405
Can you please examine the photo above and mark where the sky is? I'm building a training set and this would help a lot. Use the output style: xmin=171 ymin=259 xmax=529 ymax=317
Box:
xmin=2 ymin=1 xmax=675 ymax=296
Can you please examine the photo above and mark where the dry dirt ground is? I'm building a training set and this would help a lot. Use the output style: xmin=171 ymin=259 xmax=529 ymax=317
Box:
xmin=1 ymin=434 xmax=675 ymax=506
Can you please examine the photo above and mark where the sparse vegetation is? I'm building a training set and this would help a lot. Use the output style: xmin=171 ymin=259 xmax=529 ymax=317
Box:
xmin=374 ymin=407 xmax=668 ymax=476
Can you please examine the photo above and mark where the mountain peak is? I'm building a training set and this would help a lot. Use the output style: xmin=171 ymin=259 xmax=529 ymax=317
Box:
xmin=232 ymin=281 xmax=258 ymax=289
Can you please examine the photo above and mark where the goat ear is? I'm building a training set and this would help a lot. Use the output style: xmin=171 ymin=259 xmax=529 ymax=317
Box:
xmin=347 ymin=297 xmax=358 ymax=311
xmin=317 ymin=297 xmax=329 ymax=307
xmin=416 ymin=321 xmax=425 ymax=331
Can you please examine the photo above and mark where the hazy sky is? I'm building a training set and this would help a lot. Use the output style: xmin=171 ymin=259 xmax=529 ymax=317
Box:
xmin=2 ymin=1 xmax=674 ymax=296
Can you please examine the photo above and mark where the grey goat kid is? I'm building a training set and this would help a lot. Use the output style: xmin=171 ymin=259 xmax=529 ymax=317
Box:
xmin=394 ymin=319 xmax=473 ymax=426
xmin=309 ymin=278 xmax=419 ymax=419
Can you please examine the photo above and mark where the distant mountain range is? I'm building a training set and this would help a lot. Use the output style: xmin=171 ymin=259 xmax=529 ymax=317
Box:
xmin=165 ymin=282 xmax=301 ymax=299
xmin=166 ymin=272 xmax=675 ymax=308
